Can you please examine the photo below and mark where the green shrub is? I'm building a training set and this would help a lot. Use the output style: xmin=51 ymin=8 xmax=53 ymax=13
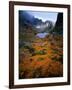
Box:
xmin=37 ymin=57 xmax=44 ymax=61
xmin=35 ymin=50 xmax=46 ymax=55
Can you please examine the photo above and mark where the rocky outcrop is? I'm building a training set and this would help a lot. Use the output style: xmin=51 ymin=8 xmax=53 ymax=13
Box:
xmin=52 ymin=13 xmax=63 ymax=35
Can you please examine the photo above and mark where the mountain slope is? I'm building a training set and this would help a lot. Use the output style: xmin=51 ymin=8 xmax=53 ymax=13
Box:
xmin=19 ymin=11 xmax=54 ymax=33
xmin=50 ymin=13 xmax=63 ymax=35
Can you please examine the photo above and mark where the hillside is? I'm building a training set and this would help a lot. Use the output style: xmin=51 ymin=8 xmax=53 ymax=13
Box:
xmin=19 ymin=34 xmax=63 ymax=78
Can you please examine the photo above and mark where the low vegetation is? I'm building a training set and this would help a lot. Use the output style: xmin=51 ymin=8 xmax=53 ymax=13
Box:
xmin=19 ymin=33 xmax=63 ymax=79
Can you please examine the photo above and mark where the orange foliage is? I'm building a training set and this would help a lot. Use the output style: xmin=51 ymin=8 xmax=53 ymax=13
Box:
xmin=19 ymin=35 xmax=63 ymax=79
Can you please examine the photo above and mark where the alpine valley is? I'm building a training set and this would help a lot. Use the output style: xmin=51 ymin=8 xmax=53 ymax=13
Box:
xmin=19 ymin=11 xmax=63 ymax=79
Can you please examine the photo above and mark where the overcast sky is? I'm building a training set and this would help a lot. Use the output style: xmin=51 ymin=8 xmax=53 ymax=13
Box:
xmin=27 ymin=11 xmax=58 ymax=23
